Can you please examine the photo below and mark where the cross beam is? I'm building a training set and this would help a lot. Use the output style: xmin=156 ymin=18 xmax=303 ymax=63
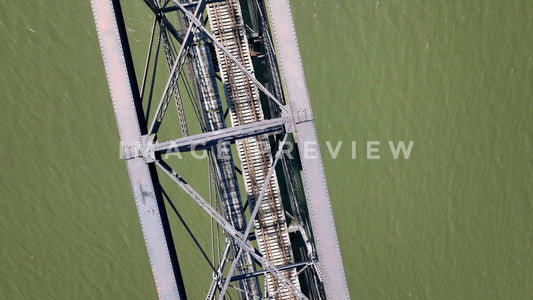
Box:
xmin=154 ymin=117 xmax=288 ymax=154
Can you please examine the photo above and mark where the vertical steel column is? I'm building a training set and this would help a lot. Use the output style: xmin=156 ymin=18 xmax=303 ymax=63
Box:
xmin=264 ymin=0 xmax=350 ymax=299
xmin=90 ymin=0 xmax=186 ymax=299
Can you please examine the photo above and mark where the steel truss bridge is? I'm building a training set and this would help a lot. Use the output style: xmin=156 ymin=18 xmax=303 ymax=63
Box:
xmin=91 ymin=0 xmax=349 ymax=299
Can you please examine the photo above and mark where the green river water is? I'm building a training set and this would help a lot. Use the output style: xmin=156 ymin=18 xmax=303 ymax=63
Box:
xmin=1 ymin=0 xmax=531 ymax=299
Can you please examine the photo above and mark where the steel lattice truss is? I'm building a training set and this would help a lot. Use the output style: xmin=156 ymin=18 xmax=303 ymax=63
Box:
xmin=91 ymin=0 xmax=349 ymax=299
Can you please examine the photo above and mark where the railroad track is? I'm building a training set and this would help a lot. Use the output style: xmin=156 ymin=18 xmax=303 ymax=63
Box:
xmin=187 ymin=20 xmax=261 ymax=299
xmin=207 ymin=1 xmax=300 ymax=299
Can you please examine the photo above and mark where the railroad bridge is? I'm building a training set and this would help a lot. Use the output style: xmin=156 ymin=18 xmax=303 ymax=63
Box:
xmin=91 ymin=0 xmax=349 ymax=299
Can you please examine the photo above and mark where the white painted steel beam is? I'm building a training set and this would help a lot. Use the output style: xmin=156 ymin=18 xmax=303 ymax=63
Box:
xmin=90 ymin=0 xmax=185 ymax=299
xmin=265 ymin=0 xmax=350 ymax=298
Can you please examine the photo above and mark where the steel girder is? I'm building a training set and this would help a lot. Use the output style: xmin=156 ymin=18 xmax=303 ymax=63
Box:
xmin=91 ymin=0 xmax=349 ymax=299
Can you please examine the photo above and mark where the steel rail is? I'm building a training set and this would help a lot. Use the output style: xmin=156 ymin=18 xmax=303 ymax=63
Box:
xmin=217 ymin=133 xmax=307 ymax=300
xmin=170 ymin=0 xmax=288 ymax=114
